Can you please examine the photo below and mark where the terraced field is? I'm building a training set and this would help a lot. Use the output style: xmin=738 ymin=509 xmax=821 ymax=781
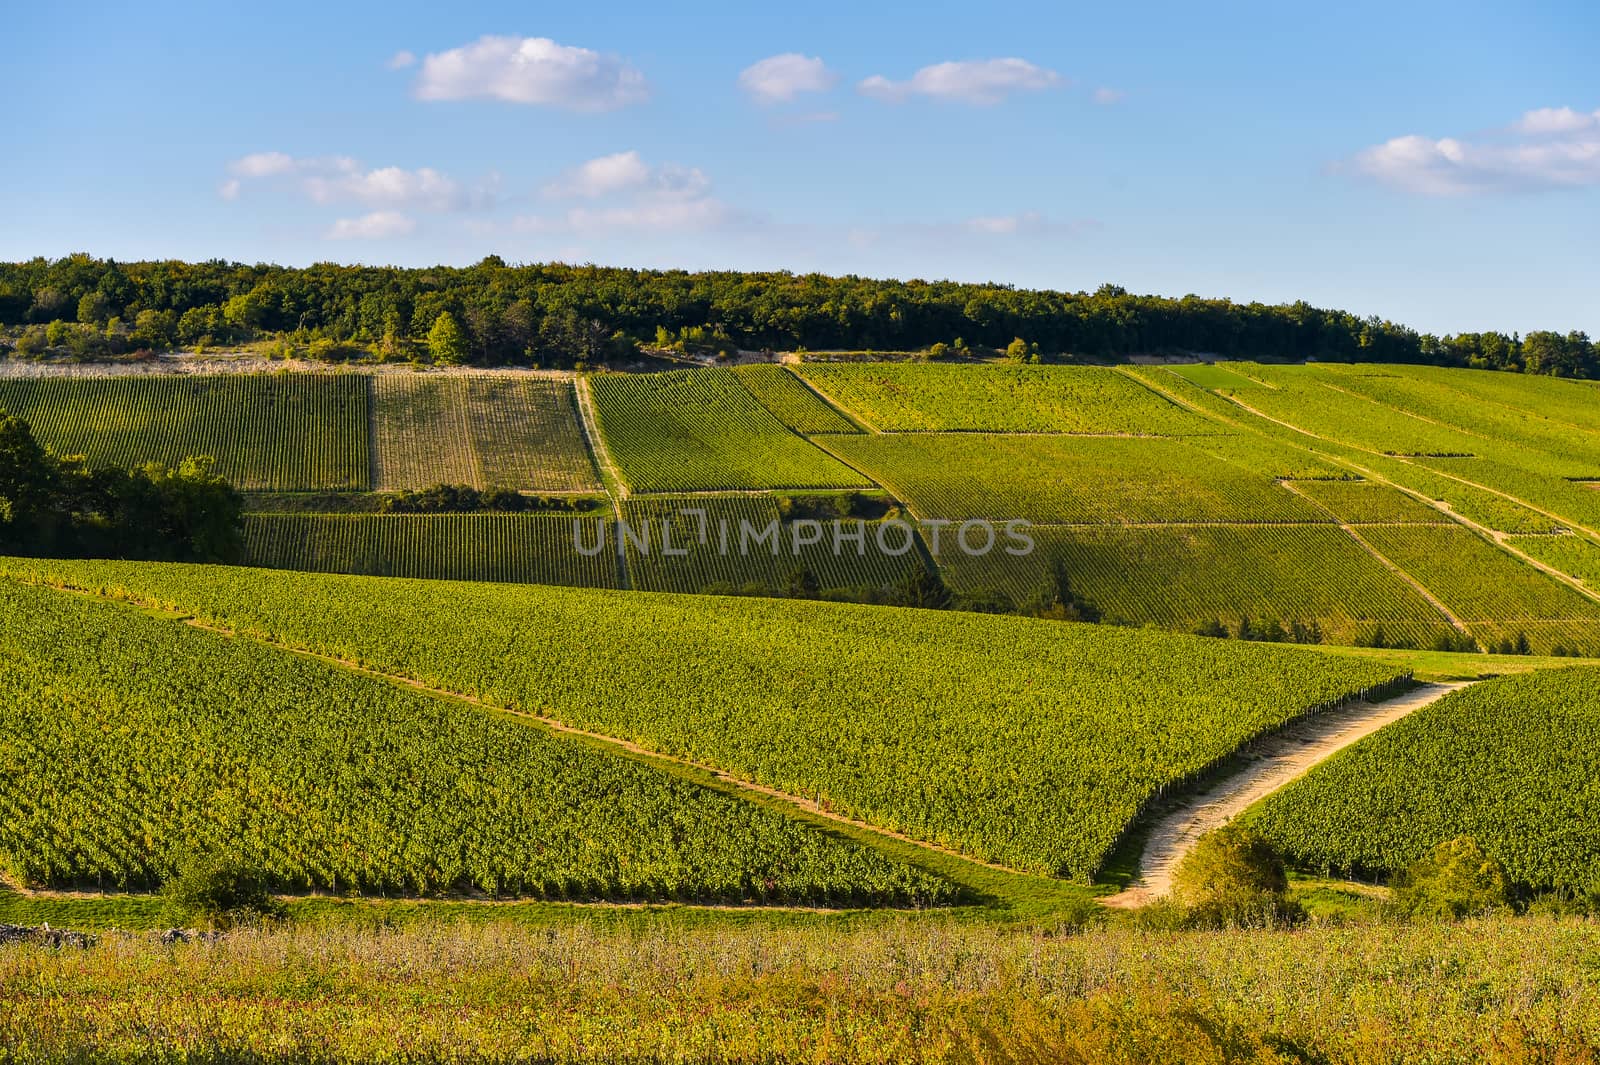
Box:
xmin=242 ymin=513 xmax=621 ymax=588
xmin=1355 ymin=455 xmax=1563 ymax=534
xmin=1509 ymin=533 xmax=1600 ymax=594
xmin=1247 ymin=667 xmax=1600 ymax=893
xmin=0 ymin=558 xmax=1408 ymax=879
xmin=371 ymin=375 xmax=598 ymax=492
xmin=1387 ymin=364 xmax=1600 ymax=440
xmin=733 ymin=365 xmax=861 ymax=434
xmin=938 ymin=524 xmax=1460 ymax=647
xmin=589 ymin=369 xmax=871 ymax=492
xmin=798 ymin=363 xmax=1218 ymax=434
xmin=1287 ymin=480 xmax=1448 ymax=524
xmin=1414 ymin=456 xmax=1600 ymax=534
xmin=821 ymin=433 xmax=1326 ymax=524
xmin=1215 ymin=367 xmax=1489 ymax=458
xmin=620 ymin=496 xmax=919 ymax=595
xmin=1183 ymin=431 xmax=1353 ymax=481
xmin=1358 ymin=525 xmax=1600 ymax=654
xmin=13 ymin=361 xmax=1600 ymax=662
xmin=1332 ymin=367 xmax=1600 ymax=476
xmin=0 ymin=578 xmax=942 ymax=903
xmin=0 ymin=374 xmax=369 ymax=489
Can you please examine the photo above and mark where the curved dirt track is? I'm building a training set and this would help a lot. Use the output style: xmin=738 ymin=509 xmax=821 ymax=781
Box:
xmin=1101 ymin=681 xmax=1471 ymax=908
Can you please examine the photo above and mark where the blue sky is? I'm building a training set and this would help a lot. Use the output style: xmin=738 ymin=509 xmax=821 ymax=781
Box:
xmin=6 ymin=0 xmax=1597 ymax=335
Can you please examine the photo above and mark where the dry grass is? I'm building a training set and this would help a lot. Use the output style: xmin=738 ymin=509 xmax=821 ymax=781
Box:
xmin=0 ymin=916 xmax=1596 ymax=1062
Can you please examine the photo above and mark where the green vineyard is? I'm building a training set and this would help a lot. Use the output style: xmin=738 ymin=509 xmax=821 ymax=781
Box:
xmin=371 ymin=374 xmax=599 ymax=493
xmin=0 ymin=579 xmax=946 ymax=904
xmin=1247 ymin=667 xmax=1600 ymax=893
xmin=937 ymin=524 xmax=1460 ymax=647
xmin=796 ymin=363 xmax=1218 ymax=434
xmin=588 ymin=368 xmax=871 ymax=492
xmin=1285 ymin=480 xmax=1449 ymax=525
xmin=732 ymin=365 xmax=862 ymax=434
xmin=242 ymin=513 xmax=620 ymax=588
xmin=0 ymin=374 xmax=369 ymax=490
xmin=1509 ymin=533 xmax=1600 ymax=595
xmin=8 ymin=361 xmax=1600 ymax=661
xmin=0 ymin=558 xmax=1408 ymax=879
xmin=821 ymin=433 xmax=1328 ymax=524
xmin=1358 ymin=525 xmax=1600 ymax=654
xmin=620 ymin=496 xmax=921 ymax=595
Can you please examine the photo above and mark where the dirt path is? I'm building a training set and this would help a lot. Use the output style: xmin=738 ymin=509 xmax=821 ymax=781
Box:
xmin=1101 ymin=681 xmax=1470 ymax=908
xmin=573 ymin=375 xmax=630 ymax=503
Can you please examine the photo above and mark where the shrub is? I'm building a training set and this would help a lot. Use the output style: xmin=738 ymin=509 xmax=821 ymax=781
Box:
xmin=163 ymin=856 xmax=282 ymax=930
xmin=1391 ymin=837 xmax=1511 ymax=919
xmin=1171 ymin=825 xmax=1301 ymax=927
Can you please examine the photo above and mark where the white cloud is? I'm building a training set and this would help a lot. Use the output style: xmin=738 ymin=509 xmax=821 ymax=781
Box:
xmin=738 ymin=53 xmax=836 ymax=104
xmin=220 ymin=152 xmax=486 ymax=211
xmin=325 ymin=211 xmax=416 ymax=240
xmin=1514 ymin=106 xmax=1600 ymax=135
xmin=228 ymin=151 xmax=300 ymax=178
xmin=1351 ymin=106 xmax=1600 ymax=195
xmin=517 ymin=153 xmax=728 ymax=234
xmin=542 ymin=150 xmax=709 ymax=200
xmin=858 ymin=58 xmax=1062 ymax=105
xmin=1092 ymin=87 xmax=1125 ymax=105
xmin=412 ymin=35 xmax=647 ymax=111
xmin=387 ymin=50 xmax=416 ymax=70
xmin=305 ymin=165 xmax=464 ymax=210
xmin=964 ymin=213 xmax=1037 ymax=235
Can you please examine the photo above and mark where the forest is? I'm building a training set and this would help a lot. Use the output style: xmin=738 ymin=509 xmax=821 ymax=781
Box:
xmin=1 ymin=255 xmax=1596 ymax=375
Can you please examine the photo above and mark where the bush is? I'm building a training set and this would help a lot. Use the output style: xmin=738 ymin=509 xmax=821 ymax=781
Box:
xmin=306 ymin=337 xmax=368 ymax=362
xmin=1391 ymin=837 xmax=1510 ymax=919
xmin=163 ymin=856 xmax=282 ymax=930
xmin=1171 ymin=825 xmax=1302 ymax=928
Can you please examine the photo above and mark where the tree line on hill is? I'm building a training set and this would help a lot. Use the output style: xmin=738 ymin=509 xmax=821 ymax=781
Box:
xmin=1 ymin=255 xmax=1595 ymax=376
xmin=0 ymin=411 xmax=242 ymax=562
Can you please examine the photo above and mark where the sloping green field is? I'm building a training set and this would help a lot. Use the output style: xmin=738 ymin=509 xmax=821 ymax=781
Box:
xmin=938 ymin=524 xmax=1460 ymax=647
xmin=0 ymin=374 xmax=369 ymax=489
xmin=797 ymin=363 xmax=1218 ymax=434
xmin=9 ymin=361 xmax=1600 ymax=659
xmin=0 ymin=578 xmax=944 ymax=903
xmin=619 ymin=496 xmax=919 ymax=595
xmin=371 ymin=375 xmax=599 ymax=492
xmin=1247 ymin=667 xmax=1600 ymax=893
xmin=242 ymin=513 xmax=621 ymax=588
xmin=733 ymin=365 xmax=862 ymax=434
xmin=589 ymin=369 xmax=871 ymax=492
xmin=0 ymin=558 xmax=1406 ymax=880
xmin=820 ymin=433 xmax=1326 ymax=524
xmin=1358 ymin=525 xmax=1600 ymax=654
